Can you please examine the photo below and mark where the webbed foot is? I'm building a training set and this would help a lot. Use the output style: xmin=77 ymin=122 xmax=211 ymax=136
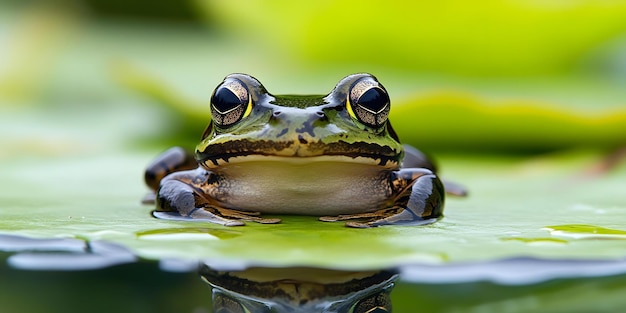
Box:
xmin=192 ymin=206 xmax=281 ymax=225
xmin=319 ymin=207 xmax=439 ymax=228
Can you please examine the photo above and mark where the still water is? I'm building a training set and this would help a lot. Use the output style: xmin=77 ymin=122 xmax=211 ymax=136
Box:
xmin=1 ymin=234 xmax=626 ymax=313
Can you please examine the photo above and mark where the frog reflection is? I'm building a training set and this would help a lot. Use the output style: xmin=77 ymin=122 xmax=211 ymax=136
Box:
xmin=200 ymin=266 xmax=397 ymax=313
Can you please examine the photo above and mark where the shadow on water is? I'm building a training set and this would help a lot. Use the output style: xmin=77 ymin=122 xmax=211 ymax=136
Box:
xmin=3 ymin=234 xmax=626 ymax=312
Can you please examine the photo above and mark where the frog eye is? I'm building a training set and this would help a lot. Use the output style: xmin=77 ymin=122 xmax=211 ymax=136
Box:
xmin=210 ymin=78 xmax=253 ymax=127
xmin=346 ymin=77 xmax=390 ymax=128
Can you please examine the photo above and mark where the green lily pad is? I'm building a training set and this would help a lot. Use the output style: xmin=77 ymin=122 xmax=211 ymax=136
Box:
xmin=2 ymin=102 xmax=626 ymax=271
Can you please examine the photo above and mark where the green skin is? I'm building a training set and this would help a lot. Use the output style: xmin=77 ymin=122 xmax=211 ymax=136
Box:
xmin=144 ymin=73 xmax=448 ymax=228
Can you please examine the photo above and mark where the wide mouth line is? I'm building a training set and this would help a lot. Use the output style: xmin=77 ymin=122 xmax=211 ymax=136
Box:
xmin=198 ymin=140 xmax=400 ymax=156
xmin=200 ymin=153 xmax=399 ymax=168
xmin=197 ymin=139 xmax=402 ymax=168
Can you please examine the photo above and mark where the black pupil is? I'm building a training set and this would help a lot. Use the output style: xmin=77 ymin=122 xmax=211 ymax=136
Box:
xmin=212 ymin=87 xmax=242 ymax=112
xmin=358 ymin=88 xmax=388 ymax=112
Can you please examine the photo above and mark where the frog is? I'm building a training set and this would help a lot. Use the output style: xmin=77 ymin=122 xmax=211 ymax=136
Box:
xmin=143 ymin=73 xmax=464 ymax=228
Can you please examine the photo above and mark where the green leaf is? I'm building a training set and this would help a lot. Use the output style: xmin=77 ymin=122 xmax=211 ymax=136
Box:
xmin=198 ymin=0 xmax=626 ymax=76
xmin=2 ymin=105 xmax=626 ymax=271
xmin=391 ymin=92 xmax=626 ymax=152
xmin=114 ymin=63 xmax=626 ymax=153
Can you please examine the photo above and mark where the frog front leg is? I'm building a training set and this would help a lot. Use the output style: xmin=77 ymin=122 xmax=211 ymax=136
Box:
xmin=143 ymin=147 xmax=198 ymax=204
xmin=320 ymin=168 xmax=444 ymax=228
xmin=156 ymin=168 xmax=281 ymax=226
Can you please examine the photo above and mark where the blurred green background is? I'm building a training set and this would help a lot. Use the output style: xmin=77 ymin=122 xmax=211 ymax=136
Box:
xmin=2 ymin=0 xmax=626 ymax=154
xmin=2 ymin=1 xmax=626 ymax=312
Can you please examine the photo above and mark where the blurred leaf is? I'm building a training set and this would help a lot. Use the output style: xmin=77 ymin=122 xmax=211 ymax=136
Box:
xmin=112 ymin=61 xmax=203 ymax=116
xmin=198 ymin=0 xmax=626 ymax=76
xmin=114 ymin=63 xmax=626 ymax=153
xmin=392 ymin=92 xmax=626 ymax=152
xmin=82 ymin=0 xmax=199 ymax=22
xmin=0 ymin=4 xmax=81 ymax=102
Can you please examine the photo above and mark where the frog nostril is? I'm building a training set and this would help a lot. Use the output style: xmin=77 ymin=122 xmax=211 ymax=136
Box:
xmin=314 ymin=111 xmax=327 ymax=121
xmin=273 ymin=111 xmax=282 ymax=117
xmin=298 ymin=134 xmax=308 ymax=144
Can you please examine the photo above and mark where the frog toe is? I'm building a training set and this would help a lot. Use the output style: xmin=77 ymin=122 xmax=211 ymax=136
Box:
xmin=443 ymin=180 xmax=468 ymax=197
xmin=329 ymin=208 xmax=415 ymax=228
xmin=216 ymin=208 xmax=281 ymax=224
xmin=319 ymin=215 xmax=342 ymax=222
xmin=189 ymin=208 xmax=246 ymax=226
xmin=141 ymin=192 xmax=156 ymax=205
xmin=344 ymin=221 xmax=373 ymax=228
xmin=361 ymin=210 xmax=439 ymax=227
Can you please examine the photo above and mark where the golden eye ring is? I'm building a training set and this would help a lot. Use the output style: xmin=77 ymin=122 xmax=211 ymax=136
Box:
xmin=346 ymin=77 xmax=390 ymax=128
xmin=210 ymin=78 xmax=252 ymax=127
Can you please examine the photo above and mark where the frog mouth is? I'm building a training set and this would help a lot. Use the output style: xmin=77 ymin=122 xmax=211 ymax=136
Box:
xmin=197 ymin=139 xmax=402 ymax=168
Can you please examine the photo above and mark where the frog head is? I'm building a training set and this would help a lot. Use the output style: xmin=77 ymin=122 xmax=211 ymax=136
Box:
xmin=196 ymin=73 xmax=404 ymax=170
